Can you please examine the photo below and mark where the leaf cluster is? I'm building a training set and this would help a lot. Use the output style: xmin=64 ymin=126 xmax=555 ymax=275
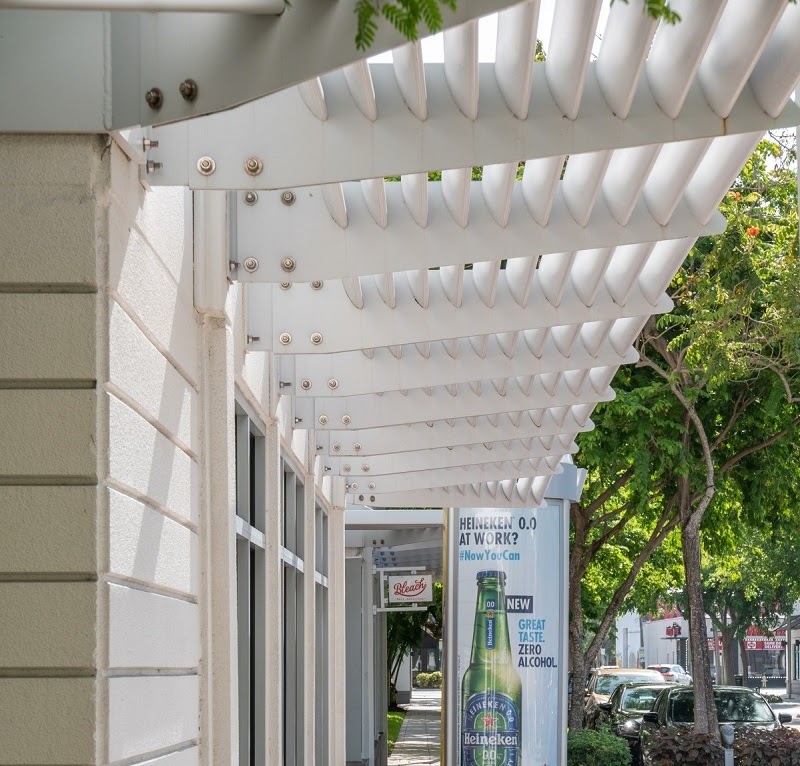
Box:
xmin=733 ymin=727 xmax=800 ymax=766
xmin=643 ymin=728 xmax=724 ymax=766
xmin=567 ymin=728 xmax=631 ymax=766
xmin=355 ymin=0 xmax=456 ymax=50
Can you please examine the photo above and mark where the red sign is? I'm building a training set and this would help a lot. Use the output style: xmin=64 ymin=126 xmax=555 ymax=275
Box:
xmin=388 ymin=574 xmax=433 ymax=603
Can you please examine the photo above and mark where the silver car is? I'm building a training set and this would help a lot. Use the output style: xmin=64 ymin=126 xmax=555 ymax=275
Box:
xmin=647 ymin=663 xmax=692 ymax=684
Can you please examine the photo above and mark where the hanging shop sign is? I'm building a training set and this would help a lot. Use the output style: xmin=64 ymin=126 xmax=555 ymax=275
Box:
xmin=388 ymin=574 xmax=434 ymax=604
xmin=450 ymin=505 xmax=567 ymax=766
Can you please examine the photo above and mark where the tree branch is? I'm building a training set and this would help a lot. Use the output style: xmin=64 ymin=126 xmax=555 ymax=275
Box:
xmin=719 ymin=414 xmax=800 ymax=474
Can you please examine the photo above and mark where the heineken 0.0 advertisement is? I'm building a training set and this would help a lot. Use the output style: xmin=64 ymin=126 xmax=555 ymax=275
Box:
xmin=453 ymin=506 xmax=567 ymax=766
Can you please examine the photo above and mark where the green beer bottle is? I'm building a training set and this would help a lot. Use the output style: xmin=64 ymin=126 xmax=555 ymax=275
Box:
xmin=461 ymin=571 xmax=522 ymax=766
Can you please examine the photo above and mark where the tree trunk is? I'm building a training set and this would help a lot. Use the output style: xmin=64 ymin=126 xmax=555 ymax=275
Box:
xmin=568 ymin=502 xmax=588 ymax=731
xmin=682 ymin=515 xmax=719 ymax=736
xmin=740 ymin=639 xmax=750 ymax=683
xmin=721 ymin=628 xmax=737 ymax=686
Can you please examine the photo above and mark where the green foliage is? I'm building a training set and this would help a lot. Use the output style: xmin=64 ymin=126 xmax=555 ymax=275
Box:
xmin=355 ymin=0 xmax=457 ymax=50
xmin=415 ymin=670 xmax=443 ymax=688
xmin=386 ymin=582 xmax=442 ymax=685
xmin=611 ymin=0 xmax=681 ymax=24
xmin=387 ymin=710 xmax=406 ymax=754
xmin=733 ymin=728 xmax=800 ymax=766
xmin=567 ymin=728 xmax=631 ymax=766
xmin=643 ymin=728 xmax=724 ymax=765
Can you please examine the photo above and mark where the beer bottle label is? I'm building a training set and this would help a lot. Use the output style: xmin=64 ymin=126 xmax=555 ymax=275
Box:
xmin=461 ymin=691 xmax=520 ymax=766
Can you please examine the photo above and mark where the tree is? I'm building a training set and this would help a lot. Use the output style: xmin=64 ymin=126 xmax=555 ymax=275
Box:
xmin=635 ymin=137 xmax=800 ymax=735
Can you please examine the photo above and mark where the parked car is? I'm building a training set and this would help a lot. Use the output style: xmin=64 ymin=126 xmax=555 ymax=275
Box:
xmin=647 ymin=663 xmax=692 ymax=684
xmin=638 ymin=686 xmax=793 ymax=765
xmin=594 ymin=682 xmax=671 ymax=762
xmin=584 ymin=667 xmax=664 ymax=728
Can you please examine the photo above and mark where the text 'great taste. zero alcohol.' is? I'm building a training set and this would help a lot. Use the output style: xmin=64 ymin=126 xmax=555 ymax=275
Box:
xmin=460 ymin=571 xmax=523 ymax=766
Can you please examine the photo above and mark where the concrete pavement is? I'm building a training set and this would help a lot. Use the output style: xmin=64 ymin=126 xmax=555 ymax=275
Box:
xmin=389 ymin=689 xmax=442 ymax=766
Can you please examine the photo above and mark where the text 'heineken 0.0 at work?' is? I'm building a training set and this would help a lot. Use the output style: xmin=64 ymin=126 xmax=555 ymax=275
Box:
xmin=454 ymin=507 xmax=567 ymax=766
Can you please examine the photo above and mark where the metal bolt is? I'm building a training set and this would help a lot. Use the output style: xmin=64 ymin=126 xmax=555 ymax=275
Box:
xmin=145 ymin=87 xmax=163 ymax=109
xmin=362 ymin=465 xmax=370 ymax=472
xmin=332 ymin=443 xmax=341 ymax=452
xmin=343 ymin=465 xmax=351 ymax=473
xmin=328 ymin=378 xmax=339 ymax=390
xmin=280 ymin=282 xmax=291 ymax=290
xmin=351 ymin=484 xmax=359 ymax=490
xmin=281 ymin=190 xmax=296 ymax=206
xmin=279 ymin=381 xmax=292 ymax=388
xmin=197 ymin=156 xmax=216 ymax=176
xmin=318 ymin=415 xmax=328 ymax=425
xmin=324 ymin=466 xmax=331 ymax=471
xmin=311 ymin=333 xmax=323 ymax=345
xmin=244 ymin=156 xmax=263 ymax=176
xmin=243 ymin=191 xmax=258 ymax=206
xmin=359 ymin=494 xmax=365 ymax=502
xmin=279 ymin=332 xmax=292 ymax=345
xmin=342 ymin=415 xmax=352 ymax=425
xmin=145 ymin=160 xmax=163 ymax=174
xmin=354 ymin=443 xmax=362 ymax=452
xmin=243 ymin=257 xmax=259 ymax=273
xmin=370 ymin=495 xmax=376 ymax=502
xmin=179 ymin=78 xmax=198 ymax=102
xmin=294 ymin=417 xmax=303 ymax=424
xmin=246 ymin=335 xmax=260 ymax=344
xmin=369 ymin=483 xmax=375 ymax=490
xmin=311 ymin=280 xmax=323 ymax=290
xmin=142 ymin=138 xmax=159 ymax=151
xmin=281 ymin=257 xmax=296 ymax=273
xmin=300 ymin=379 xmax=312 ymax=390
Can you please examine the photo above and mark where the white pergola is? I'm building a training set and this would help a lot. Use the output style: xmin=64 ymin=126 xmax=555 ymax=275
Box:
xmin=5 ymin=0 xmax=799 ymax=509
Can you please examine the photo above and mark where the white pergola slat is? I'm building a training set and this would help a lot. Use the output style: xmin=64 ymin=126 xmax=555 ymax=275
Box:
xmin=145 ymin=64 xmax=800 ymax=189
xmin=249 ymin=279 xmax=673 ymax=354
xmin=233 ymin=182 xmax=723 ymax=283
xmin=283 ymin=343 xmax=637 ymax=399
xmin=317 ymin=410 xmax=594 ymax=457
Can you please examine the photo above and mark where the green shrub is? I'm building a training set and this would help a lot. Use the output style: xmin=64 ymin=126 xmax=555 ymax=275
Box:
xmin=567 ymin=728 xmax=631 ymax=766
xmin=416 ymin=672 xmax=430 ymax=687
xmin=734 ymin=727 xmax=800 ymax=766
xmin=428 ymin=671 xmax=443 ymax=688
xmin=762 ymin=693 xmax=784 ymax=703
xmin=643 ymin=728 xmax=724 ymax=766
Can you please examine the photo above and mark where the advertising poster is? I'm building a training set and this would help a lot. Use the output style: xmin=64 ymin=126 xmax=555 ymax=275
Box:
xmin=454 ymin=505 xmax=566 ymax=766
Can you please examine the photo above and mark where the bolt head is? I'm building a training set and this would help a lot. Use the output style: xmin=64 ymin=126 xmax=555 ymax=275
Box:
xmin=342 ymin=415 xmax=352 ymax=425
xmin=370 ymin=495 xmax=376 ymax=502
xmin=311 ymin=280 xmax=323 ymax=290
xmin=353 ymin=442 xmax=362 ymax=452
xmin=179 ymin=78 xmax=198 ymax=102
xmin=242 ymin=257 xmax=259 ymax=273
xmin=369 ymin=483 xmax=376 ymax=490
xmin=279 ymin=282 xmax=291 ymax=290
xmin=243 ymin=191 xmax=258 ymax=206
xmin=351 ymin=483 xmax=359 ymax=490
xmin=328 ymin=378 xmax=339 ymax=390
xmin=244 ymin=156 xmax=263 ymax=176
xmin=343 ymin=465 xmax=351 ymax=473
xmin=281 ymin=257 xmax=296 ymax=273
xmin=145 ymin=87 xmax=163 ymax=109
xmin=300 ymin=379 xmax=312 ymax=390
xmin=310 ymin=333 xmax=323 ymax=345
xmin=332 ymin=443 xmax=341 ymax=452
xmin=318 ymin=415 xmax=328 ymax=425
xmin=281 ymin=190 xmax=296 ymax=206
xmin=197 ymin=156 xmax=216 ymax=176
xmin=279 ymin=332 xmax=292 ymax=345
xmin=362 ymin=465 xmax=370 ymax=472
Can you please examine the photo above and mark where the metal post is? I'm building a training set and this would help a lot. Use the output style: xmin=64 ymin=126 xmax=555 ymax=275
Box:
xmin=787 ymin=620 xmax=793 ymax=699
xmin=721 ymin=724 xmax=735 ymax=766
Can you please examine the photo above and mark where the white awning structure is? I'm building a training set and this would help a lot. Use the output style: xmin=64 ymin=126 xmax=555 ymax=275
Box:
xmin=5 ymin=0 xmax=798 ymax=508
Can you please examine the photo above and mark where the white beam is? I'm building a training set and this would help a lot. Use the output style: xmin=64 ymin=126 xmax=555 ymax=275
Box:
xmin=345 ymin=509 xmax=444 ymax=529
xmin=343 ymin=459 xmax=561 ymax=495
xmin=284 ymin=342 xmax=637 ymax=399
xmin=0 ymin=0 xmax=519 ymax=131
xmin=1 ymin=0 xmax=283 ymax=8
xmin=318 ymin=410 xmax=594 ymax=456
xmin=328 ymin=439 xmax=577 ymax=478
xmin=297 ymin=379 xmax=613 ymax=431
xmin=248 ymin=277 xmax=673 ymax=354
xmin=145 ymin=63 xmax=800 ymax=189
xmin=234 ymin=183 xmax=723 ymax=282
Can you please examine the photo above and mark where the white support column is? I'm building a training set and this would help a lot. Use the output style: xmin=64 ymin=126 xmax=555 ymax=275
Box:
xmin=303 ymin=443 xmax=317 ymax=766
xmin=329 ymin=502 xmax=347 ymax=766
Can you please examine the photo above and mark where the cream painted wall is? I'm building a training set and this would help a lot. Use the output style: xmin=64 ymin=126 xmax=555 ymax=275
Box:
xmin=0 ymin=135 xmax=345 ymax=766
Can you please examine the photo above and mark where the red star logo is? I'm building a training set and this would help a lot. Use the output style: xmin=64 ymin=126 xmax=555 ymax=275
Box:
xmin=482 ymin=713 xmax=498 ymax=728
xmin=487 ymin=610 xmax=494 ymax=617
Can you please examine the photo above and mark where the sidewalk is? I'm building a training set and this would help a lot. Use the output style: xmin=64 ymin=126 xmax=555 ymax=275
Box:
xmin=389 ymin=689 xmax=442 ymax=766
xmin=766 ymin=690 xmax=800 ymax=729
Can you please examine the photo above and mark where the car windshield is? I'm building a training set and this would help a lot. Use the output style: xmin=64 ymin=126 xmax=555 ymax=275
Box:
xmin=621 ymin=687 xmax=661 ymax=712
xmin=669 ymin=690 xmax=775 ymax=724
xmin=649 ymin=666 xmax=669 ymax=675
xmin=596 ymin=674 xmax=658 ymax=695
